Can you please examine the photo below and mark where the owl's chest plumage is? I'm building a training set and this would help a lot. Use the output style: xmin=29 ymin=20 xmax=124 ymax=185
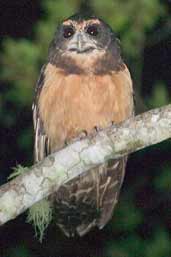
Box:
xmin=39 ymin=63 xmax=133 ymax=150
xmin=36 ymin=61 xmax=134 ymax=237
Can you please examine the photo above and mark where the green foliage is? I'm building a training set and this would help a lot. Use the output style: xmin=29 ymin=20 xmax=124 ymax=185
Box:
xmin=154 ymin=164 xmax=171 ymax=192
xmin=5 ymin=244 xmax=31 ymax=257
xmin=145 ymin=229 xmax=170 ymax=257
xmin=1 ymin=39 xmax=40 ymax=105
xmin=112 ymin=195 xmax=143 ymax=232
xmin=0 ymin=0 xmax=170 ymax=256
xmin=107 ymin=230 xmax=171 ymax=257
xmin=107 ymin=235 xmax=145 ymax=257
xmin=146 ymin=82 xmax=170 ymax=108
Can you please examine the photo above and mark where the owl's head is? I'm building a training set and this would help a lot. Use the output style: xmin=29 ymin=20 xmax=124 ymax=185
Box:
xmin=48 ymin=14 xmax=123 ymax=74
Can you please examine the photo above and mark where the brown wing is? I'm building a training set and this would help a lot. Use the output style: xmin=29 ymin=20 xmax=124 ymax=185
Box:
xmin=33 ymin=65 xmax=50 ymax=163
xmin=97 ymin=157 xmax=128 ymax=229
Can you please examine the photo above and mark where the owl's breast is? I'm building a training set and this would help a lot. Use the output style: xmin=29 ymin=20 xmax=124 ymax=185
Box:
xmin=39 ymin=63 xmax=133 ymax=150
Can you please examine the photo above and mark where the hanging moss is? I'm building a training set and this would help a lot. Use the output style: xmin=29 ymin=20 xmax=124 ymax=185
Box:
xmin=27 ymin=199 xmax=53 ymax=242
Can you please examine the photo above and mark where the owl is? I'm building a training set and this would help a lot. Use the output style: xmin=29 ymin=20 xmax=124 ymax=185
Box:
xmin=33 ymin=13 xmax=134 ymax=237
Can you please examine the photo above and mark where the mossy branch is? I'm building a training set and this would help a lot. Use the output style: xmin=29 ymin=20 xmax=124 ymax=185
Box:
xmin=0 ymin=104 xmax=171 ymax=226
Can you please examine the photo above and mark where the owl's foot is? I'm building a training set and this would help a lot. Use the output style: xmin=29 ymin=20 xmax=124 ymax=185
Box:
xmin=65 ymin=121 xmax=115 ymax=146
xmin=88 ymin=121 xmax=115 ymax=138
xmin=88 ymin=126 xmax=103 ymax=139
xmin=65 ymin=130 xmax=88 ymax=146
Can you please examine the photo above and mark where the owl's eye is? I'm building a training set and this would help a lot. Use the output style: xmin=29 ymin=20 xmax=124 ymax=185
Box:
xmin=63 ymin=26 xmax=75 ymax=38
xmin=87 ymin=25 xmax=99 ymax=36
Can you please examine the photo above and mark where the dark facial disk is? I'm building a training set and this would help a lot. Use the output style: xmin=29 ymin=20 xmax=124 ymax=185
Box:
xmin=51 ymin=16 xmax=115 ymax=53
xmin=48 ymin=14 xmax=124 ymax=74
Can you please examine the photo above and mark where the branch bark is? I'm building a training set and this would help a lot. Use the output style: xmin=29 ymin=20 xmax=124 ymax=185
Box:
xmin=0 ymin=104 xmax=171 ymax=226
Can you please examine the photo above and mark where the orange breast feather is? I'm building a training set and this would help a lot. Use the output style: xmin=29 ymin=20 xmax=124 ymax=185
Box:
xmin=39 ymin=63 xmax=133 ymax=150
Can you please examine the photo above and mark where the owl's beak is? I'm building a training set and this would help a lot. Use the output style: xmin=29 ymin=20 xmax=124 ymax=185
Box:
xmin=67 ymin=32 xmax=96 ymax=53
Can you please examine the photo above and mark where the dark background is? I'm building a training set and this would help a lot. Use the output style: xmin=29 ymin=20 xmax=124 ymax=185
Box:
xmin=0 ymin=1 xmax=171 ymax=257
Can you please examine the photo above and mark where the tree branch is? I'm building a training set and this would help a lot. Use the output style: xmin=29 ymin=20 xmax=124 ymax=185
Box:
xmin=0 ymin=104 xmax=171 ymax=226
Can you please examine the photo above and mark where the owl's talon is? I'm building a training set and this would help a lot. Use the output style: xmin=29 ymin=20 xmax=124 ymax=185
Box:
xmin=65 ymin=130 xmax=88 ymax=145
xmin=86 ymin=126 xmax=102 ymax=139
xmin=88 ymin=122 xmax=116 ymax=139
xmin=94 ymin=126 xmax=103 ymax=132
xmin=77 ymin=130 xmax=88 ymax=140
xmin=107 ymin=121 xmax=114 ymax=127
